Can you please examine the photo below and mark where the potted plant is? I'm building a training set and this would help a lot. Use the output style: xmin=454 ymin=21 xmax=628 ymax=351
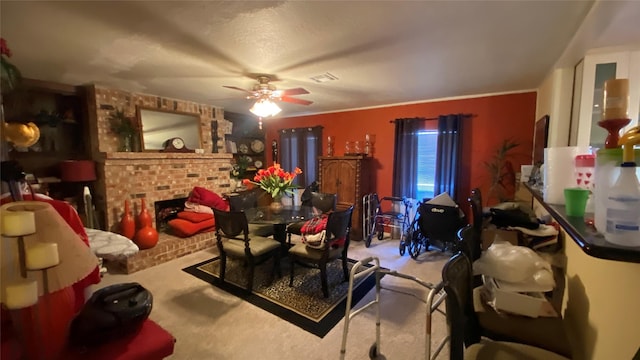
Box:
xmin=484 ymin=139 xmax=519 ymax=205
xmin=1 ymin=38 xmax=21 ymax=94
xmin=108 ymin=108 xmax=139 ymax=152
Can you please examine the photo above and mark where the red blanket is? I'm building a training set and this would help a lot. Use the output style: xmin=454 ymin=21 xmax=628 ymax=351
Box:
xmin=188 ymin=186 xmax=228 ymax=211
xmin=301 ymin=214 xmax=345 ymax=247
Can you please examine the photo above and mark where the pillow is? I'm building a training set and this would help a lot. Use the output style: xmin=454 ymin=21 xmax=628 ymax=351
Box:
xmin=177 ymin=211 xmax=213 ymax=223
xmin=168 ymin=218 xmax=215 ymax=238
xmin=188 ymin=186 xmax=227 ymax=211
xmin=302 ymin=230 xmax=326 ymax=249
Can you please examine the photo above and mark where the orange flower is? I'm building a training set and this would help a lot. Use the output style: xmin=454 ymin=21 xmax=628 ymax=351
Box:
xmin=244 ymin=162 xmax=302 ymax=199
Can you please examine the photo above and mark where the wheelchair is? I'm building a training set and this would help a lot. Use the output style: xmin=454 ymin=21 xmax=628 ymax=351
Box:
xmin=404 ymin=200 xmax=467 ymax=259
xmin=362 ymin=194 xmax=411 ymax=251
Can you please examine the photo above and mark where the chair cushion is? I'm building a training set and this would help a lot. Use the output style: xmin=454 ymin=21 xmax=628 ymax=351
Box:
xmin=477 ymin=306 xmax=572 ymax=358
xmin=288 ymin=243 xmax=342 ymax=261
xmin=177 ymin=211 xmax=213 ymax=223
xmin=168 ymin=218 xmax=215 ymax=237
xmin=248 ymin=223 xmax=275 ymax=237
xmin=286 ymin=220 xmax=305 ymax=235
xmin=224 ymin=237 xmax=280 ymax=257
xmin=465 ymin=341 xmax=569 ymax=360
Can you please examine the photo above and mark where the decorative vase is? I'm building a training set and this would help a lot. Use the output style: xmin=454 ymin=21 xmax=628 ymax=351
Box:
xmin=270 ymin=197 xmax=284 ymax=214
xmin=119 ymin=200 xmax=135 ymax=240
xmin=135 ymin=226 xmax=159 ymax=249
xmin=137 ymin=198 xmax=152 ymax=229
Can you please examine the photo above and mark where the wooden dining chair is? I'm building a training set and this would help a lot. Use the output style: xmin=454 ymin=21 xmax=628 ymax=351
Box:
xmin=287 ymin=205 xmax=353 ymax=297
xmin=213 ymin=209 xmax=282 ymax=291
xmin=228 ymin=190 xmax=274 ymax=237
xmin=286 ymin=192 xmax=337 ymax=244
xmin=454 ymin=227 xmax=573 ymax=358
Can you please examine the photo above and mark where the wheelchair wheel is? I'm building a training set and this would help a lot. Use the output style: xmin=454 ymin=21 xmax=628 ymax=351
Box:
xmin=365 ymin=232 xmax=373 ymax=247
xmin=405 ymin=220 xmax=422 ymax=259
xmin=398 ymin=237 xmax=406 ymax=256
xmin=368 ymin=344 xmax=378 ymax=359
xmin=408 ymin=231 xmax=423 ymax=259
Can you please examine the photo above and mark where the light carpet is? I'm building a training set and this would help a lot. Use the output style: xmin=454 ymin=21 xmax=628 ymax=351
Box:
xmin=182 ymin=256 xmax=377 ymax=337
xmin=94 ymin=235 xmax=451 ymax=359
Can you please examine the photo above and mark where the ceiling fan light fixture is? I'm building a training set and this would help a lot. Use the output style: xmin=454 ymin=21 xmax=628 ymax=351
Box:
xmin=250 ymin=98 xmax=282 ymax=118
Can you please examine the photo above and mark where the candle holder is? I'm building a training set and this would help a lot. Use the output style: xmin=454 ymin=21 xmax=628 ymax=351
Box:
xmin=598 ymin=118 xmax=631 ymax=149
xmin=365 ymin=133 xmax=376 ymax=156
xmin=1 ymin=201 xmax=95 ymax=360
xmin=327 ymin=136 xmax=335 ymax=157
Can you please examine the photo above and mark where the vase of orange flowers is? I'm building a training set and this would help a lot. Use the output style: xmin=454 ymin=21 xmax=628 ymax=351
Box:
xmin=243 ymin=163 xmax=302 ymax=213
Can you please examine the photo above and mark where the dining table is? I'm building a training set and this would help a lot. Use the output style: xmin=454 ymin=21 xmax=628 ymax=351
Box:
xmin=243 ymin=205 xmax=317 ymax=246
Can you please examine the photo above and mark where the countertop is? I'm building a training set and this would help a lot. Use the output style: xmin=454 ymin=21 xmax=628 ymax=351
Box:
xmin=525 ymin=183 xmax=640 ymax=263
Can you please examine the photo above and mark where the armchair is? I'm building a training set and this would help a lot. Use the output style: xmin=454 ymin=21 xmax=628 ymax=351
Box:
xmin=442 ymin=252 xmax=568 ymax=360
xmin=287 ymin=205 xmax=353 ymax=297
xmin=212 ymin=209 xmax=282 ymax=291
xmin=286 ymin=192 xmax=337 ymax=244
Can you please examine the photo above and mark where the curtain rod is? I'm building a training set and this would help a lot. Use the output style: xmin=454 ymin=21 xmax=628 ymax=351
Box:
xmin=389 ymin=113 xmax=476 ymax=123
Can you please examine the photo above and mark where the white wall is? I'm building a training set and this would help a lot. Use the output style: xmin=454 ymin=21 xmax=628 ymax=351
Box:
xmin=536 ymin=68 xmax=574 ymax=147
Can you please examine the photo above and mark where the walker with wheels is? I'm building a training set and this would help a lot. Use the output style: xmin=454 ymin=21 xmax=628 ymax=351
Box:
xmin=339 ymin=257 xmax=448 ymax=359
xmin=362 ymin=194 xmax=411 ymax=252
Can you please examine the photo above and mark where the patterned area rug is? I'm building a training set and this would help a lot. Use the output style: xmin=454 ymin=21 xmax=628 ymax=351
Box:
xmin=182 ymin=256 xmax=377 ymax=337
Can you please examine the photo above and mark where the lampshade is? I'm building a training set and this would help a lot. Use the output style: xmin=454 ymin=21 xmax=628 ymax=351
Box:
xmin=250 ymin=98 xmax=282 ymax=118
xmin=0 ymin=201 xmax=99 ymax=301
xmin=60 ymin=160 xmax=96 ymax=182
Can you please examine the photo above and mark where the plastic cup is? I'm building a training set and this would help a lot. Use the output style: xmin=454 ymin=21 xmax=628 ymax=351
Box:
xmin=564 ymin=188 xmax=590 ymax=217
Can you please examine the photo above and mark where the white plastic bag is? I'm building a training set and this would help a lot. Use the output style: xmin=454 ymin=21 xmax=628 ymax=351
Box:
xmin=473 ymin=240 xmax=555 ymax=290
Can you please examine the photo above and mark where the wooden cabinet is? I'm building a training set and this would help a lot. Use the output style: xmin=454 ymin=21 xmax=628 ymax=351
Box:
xmin=2 ymin=79 xmax=90 ymax=198
xmin=319 ymin=156 xmax=372 ymax=241
xmin=570 ymin=50 xmax=640 ymax=148
xmin=224 ymin=111 xmax=266 ymax=178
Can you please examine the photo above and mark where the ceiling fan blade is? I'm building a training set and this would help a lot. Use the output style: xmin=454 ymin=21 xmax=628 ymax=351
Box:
xmin=280 ymin=88 xmax=309 ymax=96
xmin=223 ymin=85 xmax=253 ymax=94
xmin=280 ymin=96 xmax=313 ymax=106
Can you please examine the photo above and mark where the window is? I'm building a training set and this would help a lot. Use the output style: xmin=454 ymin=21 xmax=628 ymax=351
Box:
xmin=416 ymin=130 xmax=438 ymax=200
xmin=280 ymin=127 xmax=323 ymax=187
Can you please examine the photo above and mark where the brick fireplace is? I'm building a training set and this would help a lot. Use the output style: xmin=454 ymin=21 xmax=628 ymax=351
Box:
xmin=87 ymin=85 xmax=235 ymax=273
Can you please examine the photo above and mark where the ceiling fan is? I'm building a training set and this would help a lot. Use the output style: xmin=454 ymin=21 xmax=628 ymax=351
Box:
xmin=223 ymin=75 xmax=313 ymax=106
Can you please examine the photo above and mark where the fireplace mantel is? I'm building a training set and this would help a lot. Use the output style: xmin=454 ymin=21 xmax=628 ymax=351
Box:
xmin=98 ymin=152 xmax=233 ymax=233
xmin=99 ymin=152 xmax=232 ymax=161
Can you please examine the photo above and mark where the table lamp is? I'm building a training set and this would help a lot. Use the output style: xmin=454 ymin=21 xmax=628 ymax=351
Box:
xmin=1 ymin=201 xmax=99 ymax=359
xmin=60 ymin=160 xmax=97 ymax=228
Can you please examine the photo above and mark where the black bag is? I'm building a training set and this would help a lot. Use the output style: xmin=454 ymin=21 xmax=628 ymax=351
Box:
xmin=69 ymin=282 xmax=153 ymax=347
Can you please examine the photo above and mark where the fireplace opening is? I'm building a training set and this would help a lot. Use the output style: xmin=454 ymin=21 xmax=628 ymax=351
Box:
xmin=154 ymin=197 xmax=188 ymax=233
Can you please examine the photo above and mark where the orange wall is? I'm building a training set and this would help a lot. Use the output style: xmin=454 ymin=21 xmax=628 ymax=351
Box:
xmin=263 ymin=91 xmax=537 ymax=211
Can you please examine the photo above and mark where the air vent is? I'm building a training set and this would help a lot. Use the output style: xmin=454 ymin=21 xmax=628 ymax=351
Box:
xmin=310 ymin=72 xmax=339 ymax=83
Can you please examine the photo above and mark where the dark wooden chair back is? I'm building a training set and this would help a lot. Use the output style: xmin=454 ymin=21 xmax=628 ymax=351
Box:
xmin=469 ymin=188 xmax=484 ymax=239
xmin=213 ymin=209 xmax=249 ymax=239
xmin=325 ymin=205 xmax=353 ymax=247
xmin=310 ymin=192 xmax=337 ymax=213
xmin=442 ymin=252 xmax=481 ymax=360
xmin=228 ymin=191 xmax=259 ymax=212
xmin=457 ymin=224 xmax=482 ymax=263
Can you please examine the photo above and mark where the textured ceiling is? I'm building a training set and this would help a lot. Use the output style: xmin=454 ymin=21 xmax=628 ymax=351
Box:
xmin=1 ymin=1 xmax=638 ymax=118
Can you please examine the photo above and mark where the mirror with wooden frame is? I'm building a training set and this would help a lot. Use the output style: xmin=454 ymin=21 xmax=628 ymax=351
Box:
xmin=136 ymin=107 xmax=202 ymax=151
